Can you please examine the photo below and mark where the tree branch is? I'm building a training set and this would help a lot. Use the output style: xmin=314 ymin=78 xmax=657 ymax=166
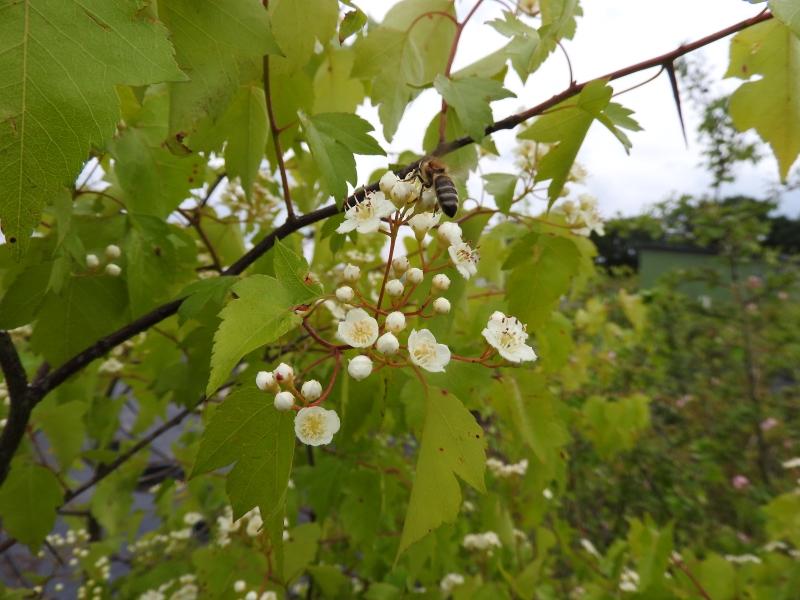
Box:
xmin=0 ymin=9 xmax=772 ymax=489
xmin=0 ymin=332 xmax=32 ymax=484
xmin=263 ymin=53 xmax=296 ymax=222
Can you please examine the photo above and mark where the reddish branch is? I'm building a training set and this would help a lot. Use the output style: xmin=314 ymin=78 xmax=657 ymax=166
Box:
xmin=263 ymin=55 xmax=296 ymax=222
xmin=0 ymin=9 xmax=773 ymax=533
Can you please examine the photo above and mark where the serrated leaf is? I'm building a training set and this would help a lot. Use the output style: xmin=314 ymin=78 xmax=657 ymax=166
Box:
xmin=207 ymin=275 xmax=301 ymax=394
xmin=192 ymin=386 xmax=295 ymax=522
xmin=0 ymin=0 xmax=184 ymax=257
xmin=397 ymin=388 xmax=486 ymax=558
xmin=434 ymin=76 xmax=515 ymax=142
xmin=581 ymin=394 xmax=650 ymax=459
xmin=0 ymin=261 xmax=52 ymax=329
xmin=488 ymin=12 xmax=541 ymax=82
xmin=0 ymin=460 xmax=62 ymax=548
xmin=727 ymin=20 xmax=800 ymax=180
xmin=224 ymin=85 xmax=268 ymax=199
xmin=34 ymin=399 xmax=87 ymax=470
xmin=506 ymin=233 xmax=580 ymax=328
xmin=482 ymin=173 xmax=518 ymax=214
xmin=273 ymin=239 xmax=323 ymax=303
xmin=178 ymin=277 xmax=236 ymax=322
xmin=528 ymin=0 xmax=583 ymax=74
xmin=519 ymin=81 xmax=616 ymax=205
xmin=300 ymin=112 xmax=385 ymax=200
xmin=160 ymin=0 xmax=280 ymax=136
xmin=339 ymin=8 xmax=368 ymax=43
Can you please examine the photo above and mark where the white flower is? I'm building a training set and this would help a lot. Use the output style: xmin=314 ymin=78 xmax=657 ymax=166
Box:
xmin=782 ymin=457 xmax=800 ymax=469
xmin=432 ymin=273 xmax=451 ymax=291
xmin=379 ymin=171 xmax=399 ymax=196
xmin=260 ymin=592 xmax=277 ymax=600
xmin=448 ymin=242 xmax=479 ymax=279
xmin=438 ymin=222 xmax=463 ymax=246
xmin=294 ymin=406 xmax=340 ymax=446
xmin=105 ymin=263 xmax=122 ymax=277
xmin=342 ymin=263 xmax=361 ymax=283
xmin=385 ymin=311 xmax=406 ymax=333
xmin=581 ymin=538 xmax=600 ymax=557
xmin=408 ymin=212 xmax=441 ymax=238
xmin=619 ymin=567 xmax=639 ymax=592
xmin=86 ymin=254 xmax=99 ymax=269
xmin=105 ymin=244 xmax=122 ymax=259
xmin=183 ymin=512 xmax=203 ymax=525
xmin=301 ymin=380 xmax=323 ymax=401
xmin=274 ymin=362 xmax=294 ymax=382
xmin=386 ymin=279 xmax=404 ymax=297
xmin=486 ymin=457 xmax=528 ymax=478
xmin=405 ymin=267 xmax=423 ymax=285
xmin=462 ymin=532 xmax=502 ymax=552
xmin=543 ymin=488 xmax=554 ymax=500
xmin=337 ymin=308 xmax=379 ymax=348
xmin=420 ymin=188 xmax=438 ymax=212
xmin=256 ymin=371 xmax=276 ymax=391
xmin=347 ymin=355 xmax=373 ymax=381
xmin=233 ymin=581 xmax=246 ymax=593
xmin=433 ymin=297 xmax=451 ymax=314
xmin=391 ymin=181 xmax=415 ymax=206
xmin=245 ymin=592 xmax=258 ymax=600
xmin=482 ymin=312 xmax=537 ymax=363
xmin=98 ymin=357 xmax=124 ymax=374
xmin=336 ymin=191 xmax=395 ymax=235
xmin=392 ymin=256 xmax=410 ymax=274
xmin=274 ymin=392 xmax=294 ymax=411
xmin=440 ymin=573 xmax=465 ymax=596
xmin=407 ymin=329 xmax=450 ymax=373
xmin=376 ymin=332 xmax=399 ymax=355
xmin=335 ymin=286 xmax=354 ymax=302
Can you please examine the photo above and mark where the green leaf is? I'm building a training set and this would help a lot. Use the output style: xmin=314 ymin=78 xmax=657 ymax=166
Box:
xmin=0 ymin=460 xmax=62 ymax=548
xmin=0 ymin=0 xmax=184 ymax=256
xmin=192 ymin=386 xmax=295 ymax=522
xmin=581 ymin=394 xmax=651 ymax=459
xmin=519 ymin=81 xmax=619 ymax=205
xmin=488 ymin=12 xmax=541 ymax=82
xmin=764 ymin=491 xmax=800 ymax=547
xmin=269 ymin=0 xmax=338 ymax=68
xmin=34 ymin=400 xmax=87 ymax=470
xmin=30 ymin=276 xmax=130 ymax=366
xmin=207 ymin=275 xmax=301 ymax=394
xmin=313 ymin=49 xmax=366 ymax=114
xmin=770 ymin=0 xmax=800 ymax=36
xmin=398 ymin=388 xmax=486 ymax=558
xmin=178 ymin=277 xmax=236 ymax=323
xmin=628 ymin=517 xmax=673 ymax=592
xmin=528 ymin=0 xmax=583 ymax=75
xmin=193 ymin=545 xmax=268 ymax=599
xmin=224 ymin=85 xmax=268 ymax=199
xmin=506 ymin=233 xmax=581 ymax=328
xmin=434 ymin=76 xmax=515 ymax=142
xmin=482 ymin=173 xmax=518 ymax=214
xmin=0 ymin=261 xmax=53 ymax=329
xmin=339 ymin=8 xmax=368 ymax=44
xmin=160 ymin=0 xmax=280 ymax=136
xmin=727 ymin=20 xmax=800 ymax=179
xmin=697 ymin=554 xmax=736 ymax=600
xmin=300 ymin=112 xmax=385 ymax=200
xmin=272 ymin=239 xmax=324 ymax=304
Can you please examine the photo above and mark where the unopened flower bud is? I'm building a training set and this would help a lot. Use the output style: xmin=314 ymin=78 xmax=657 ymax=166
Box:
xmin=105 ymin=263 xmax=122 ymax=277
xmin=433 ymin=297 xmax=451 ymax=314
xmin=274 ymin=363 xmax=294 ymax=382
xmin=420 ymin=188 xmax=437 ymax=212
xmin=432 ymin=273 xmax=451 ymax=291
xmin=406 ymin=267 xmax=423 ymax=285
xmin=348 ymin=355 xmax=373 ymax=381
xmin=86 ymin=254 xmax=99 ymax=269
xmin=301 ymin=380 xmax=323 ymax=401
xmin=438 ymin=222 xmax=463 ymax=246
xmin=105 ymin=244 xmax=121 ymax=259
xmin=385 ymin=311 xmax=406 ymax=333
xmin=234 ymin=581 xmax=246 ymax=593
xmin=336 ymin=286 xmax=354 ymax=302
xmin=274 ymin=391 xmax=295 ymax=411
xmin=392 ymin=256 xmax=410 ymax=274
xmin=256 ymin=371 xmax=276 ymax=391
xmin=386 ymin=279 xmax=404 ymax=297
xmin=342 ymin=264 xmax=361 ymax=283
xmin=379 ymin=171 xmax=399 ymax=196
xmin=376 ymin=332 xmax=399 ymax=355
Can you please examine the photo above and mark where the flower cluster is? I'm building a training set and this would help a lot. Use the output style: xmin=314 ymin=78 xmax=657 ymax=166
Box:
xmin=86 ymin=243 xmax=123 ymax=276
xmin=486 ymin=457 xmax=529 ymax=478
xmin=618 ymin=567 xmax=640 ymax=592
xmin=560 ymin=195 xmax=605 ymax=237
xmin=440 ymin=573 xmax=466 ymax=596
xmin=233 ymin=580 xmax=277 ymax=600
xmin=462 ymin=531 xmax=502 ymax=553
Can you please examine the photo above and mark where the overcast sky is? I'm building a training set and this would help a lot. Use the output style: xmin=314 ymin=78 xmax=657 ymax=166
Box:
xmin=356 ymin=0 xmax=800 ymax=218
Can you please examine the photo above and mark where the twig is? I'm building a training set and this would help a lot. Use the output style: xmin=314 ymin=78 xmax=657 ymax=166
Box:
xmin=263 ymin=54 xmax=296 ymax=222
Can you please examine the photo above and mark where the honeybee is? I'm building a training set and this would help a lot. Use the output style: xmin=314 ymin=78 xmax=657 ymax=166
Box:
xmin=416 ymin=157 xmax=459 ymax=217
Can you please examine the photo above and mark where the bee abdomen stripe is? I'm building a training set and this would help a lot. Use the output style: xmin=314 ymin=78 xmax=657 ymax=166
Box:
xmin=435 ymin=178 xmax=458 ymax=199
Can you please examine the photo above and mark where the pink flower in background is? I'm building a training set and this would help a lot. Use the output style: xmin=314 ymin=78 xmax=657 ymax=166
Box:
xmin=676 ymin=394 xmax=693 ymax=409
xmin=732 ymin=475 xmax=750 ymax=490
xmin=760 ymin=417 xmax=779 ymax=432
